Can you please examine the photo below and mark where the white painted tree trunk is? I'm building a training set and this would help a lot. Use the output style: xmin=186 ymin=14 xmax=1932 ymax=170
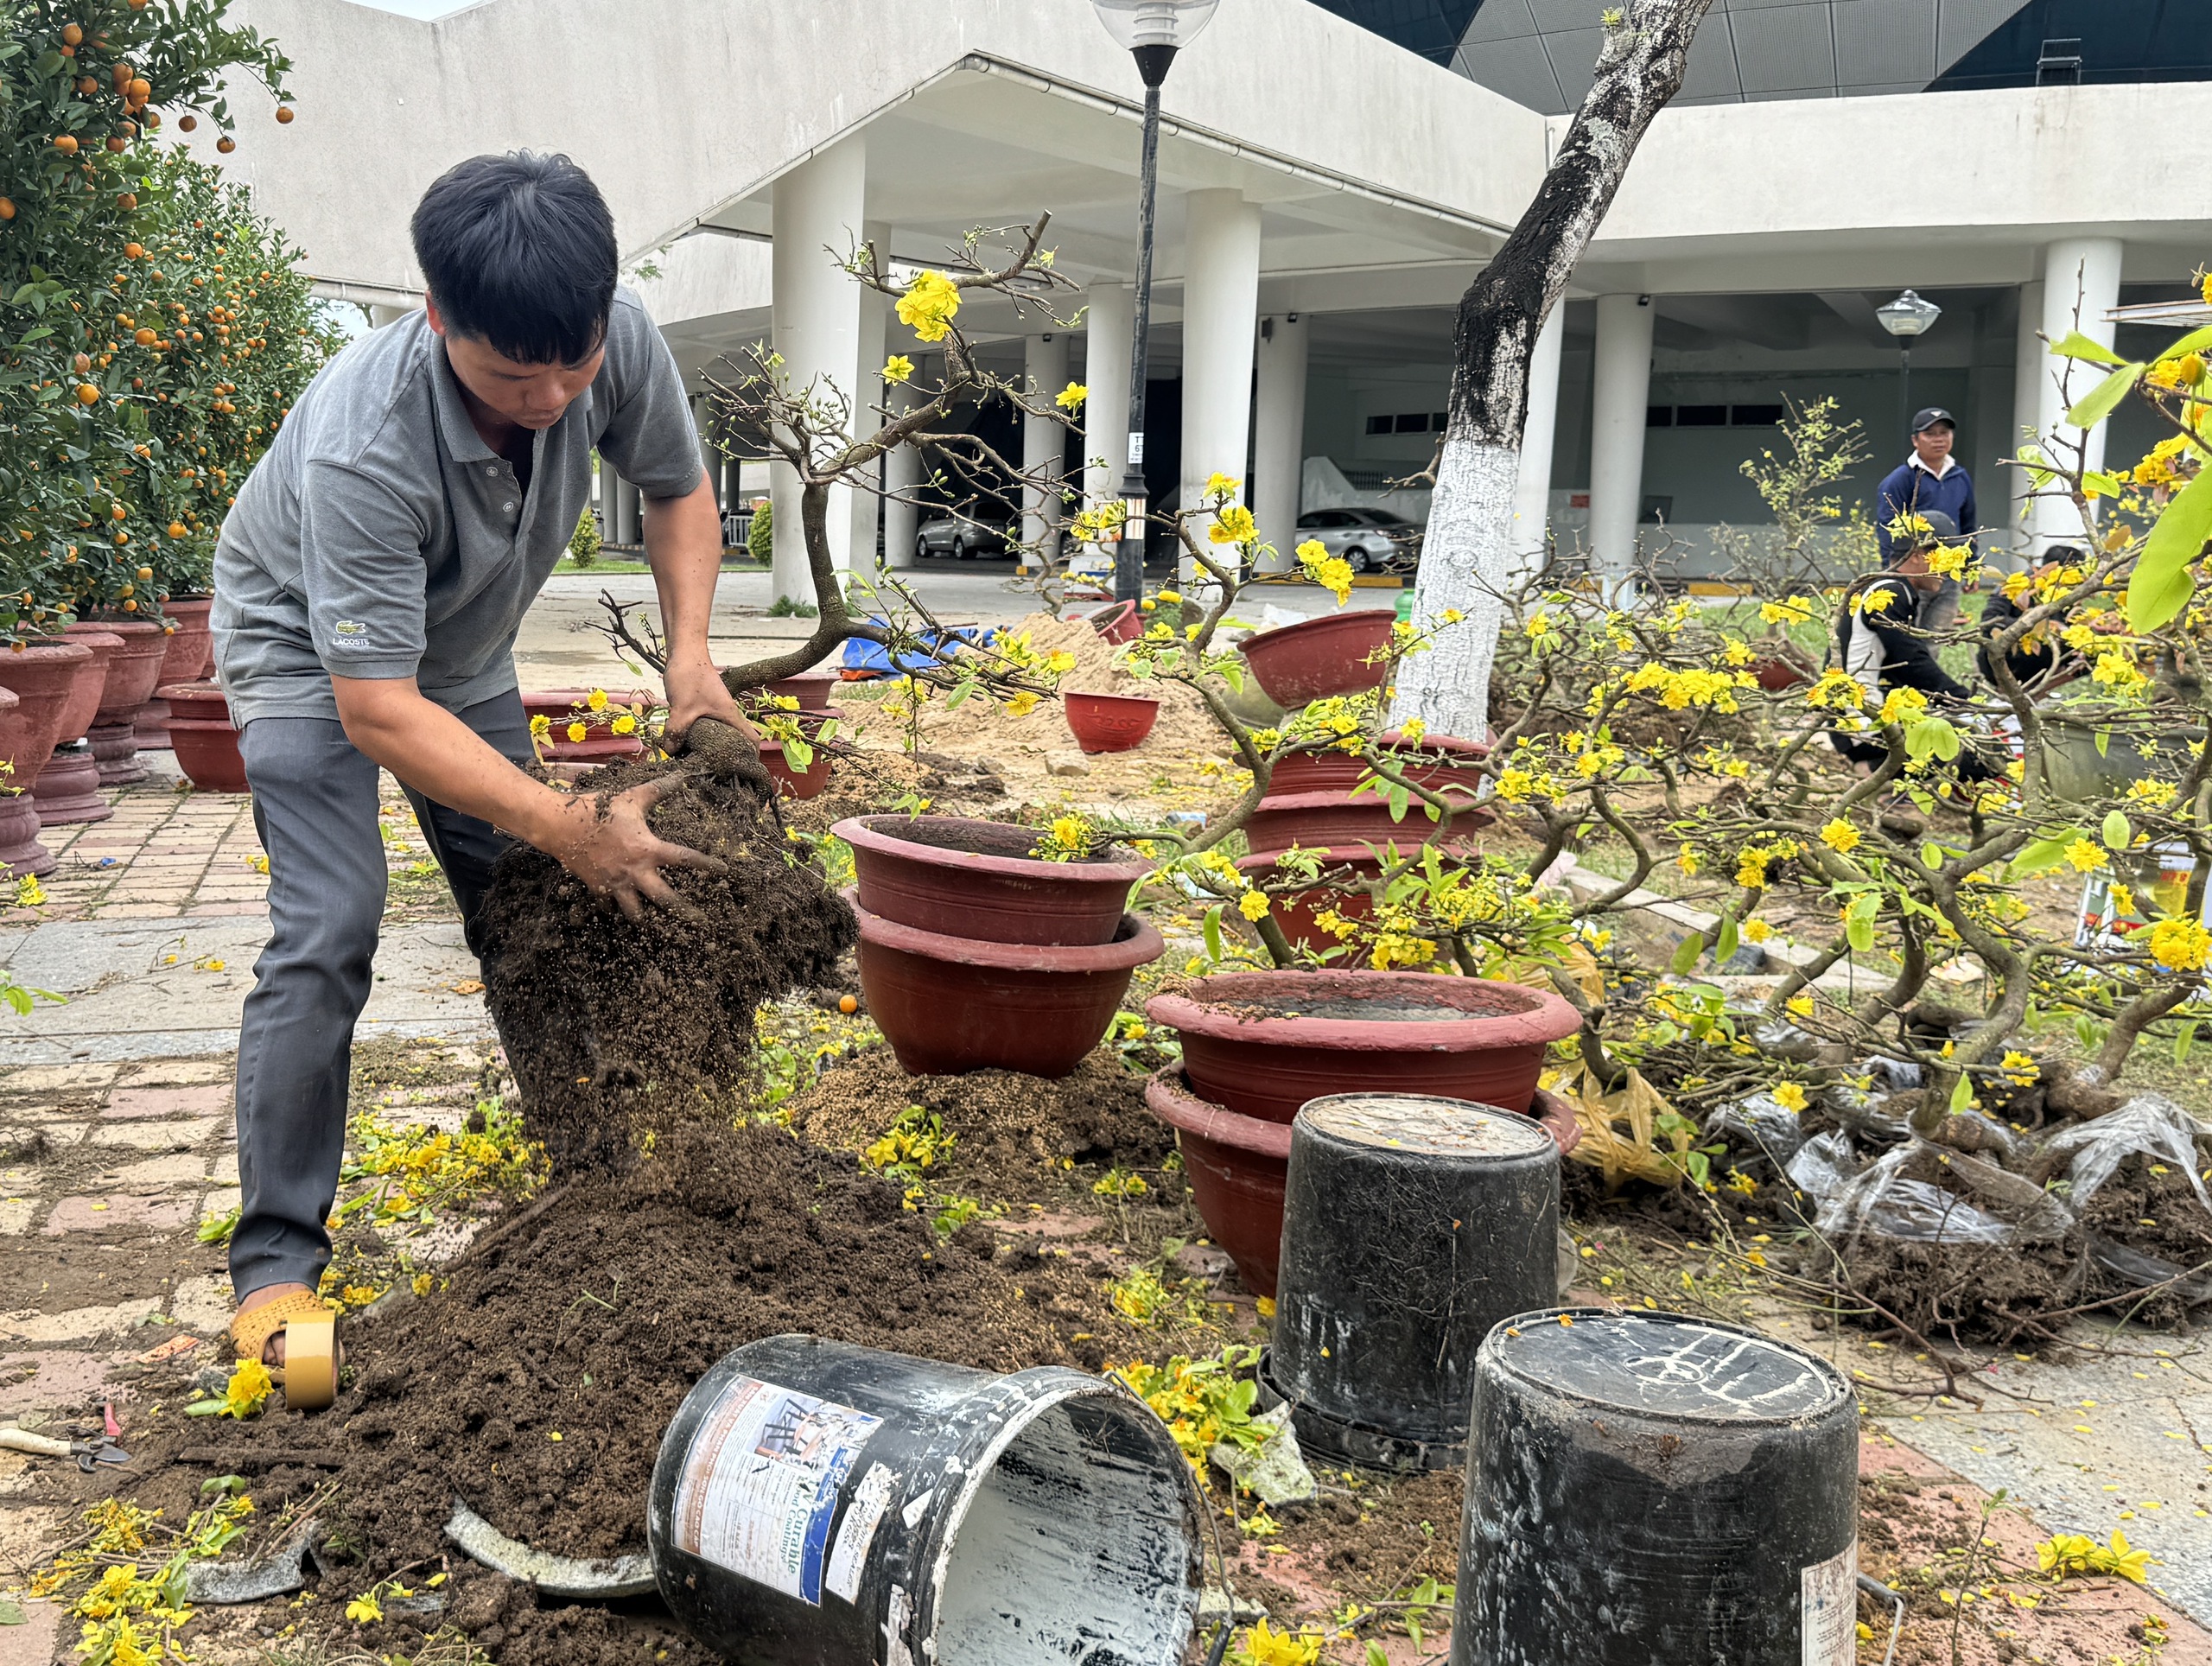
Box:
xmin=1389 ymin=437 xmax=1521 ymax=741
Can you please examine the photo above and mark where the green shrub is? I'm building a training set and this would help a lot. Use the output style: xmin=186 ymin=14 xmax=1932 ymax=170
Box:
xmin=568 ymin=504 xmax=601 ymax=567
xmin=747 ymin=499 xmax=773 ymax=564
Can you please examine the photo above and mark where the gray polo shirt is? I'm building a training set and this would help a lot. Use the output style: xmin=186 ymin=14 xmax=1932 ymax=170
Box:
xmin=213 ymin=288 xmax=701 ymax=725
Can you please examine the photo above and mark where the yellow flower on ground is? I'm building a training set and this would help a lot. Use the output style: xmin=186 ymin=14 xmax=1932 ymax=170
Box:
xmin=1819 ymin=818 xmax=1860 ymax=855
xmin=1238 ymin=890 xmax=1270 ymax=922
xmin=346 ymin=1593 xmax=384 ymax=1625
xmin=1209 ymin=503 xmax=1256 ymax=545
xmin=1772 ymin=1082 xmax=1808 ymax=1113
xmin=1742 ymin=919 xmax=1771 ymax=943
xmin=895 ymin=270 xmax=962 ymax=342
xmin=1787 ymin=994 xmax=1815 ymax=1018
xmin=565 ymin=721 xmax=587 ymax=744
xmin=2063 ymin=838 xmax=2107 ymax=873
xmin=1054 ymin=380 xmax=1088 ymax=411
xmin=1236 ymin=1619 xmax=1323 ymax=1666
xmin=221 ymin=1357 xmax=274 ymax=1419
xmin=881 ymin=353 xmax=915 ymax=384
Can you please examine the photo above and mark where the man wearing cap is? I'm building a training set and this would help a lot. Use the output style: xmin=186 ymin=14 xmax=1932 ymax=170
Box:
xmin=1874 ymin=408 xmax=1976 ymax=631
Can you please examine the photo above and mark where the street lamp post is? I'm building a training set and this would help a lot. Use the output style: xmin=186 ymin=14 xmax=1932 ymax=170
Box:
xmin=1091 ymin=0 xmax=1219 ymax=602
xmin=1875 ymin=288 xmax=1942 ymax=445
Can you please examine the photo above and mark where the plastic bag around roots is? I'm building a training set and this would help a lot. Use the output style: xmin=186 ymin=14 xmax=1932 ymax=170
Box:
xmin=1787 ymin=1132 xmax=2028 ymax=1248
xmin=2036 ymin=1094 xmax=2212 ymax=1217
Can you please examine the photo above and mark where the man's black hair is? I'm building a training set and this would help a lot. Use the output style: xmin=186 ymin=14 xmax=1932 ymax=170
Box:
xmin=411 ymin=151 xmax=616 ymax=366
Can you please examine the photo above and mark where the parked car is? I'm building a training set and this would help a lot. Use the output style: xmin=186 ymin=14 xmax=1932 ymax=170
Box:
xmin=1294 ymin=506 xmax=1422 ymax=573
xmin=914 ymin=503 xmax=1015 ymax=560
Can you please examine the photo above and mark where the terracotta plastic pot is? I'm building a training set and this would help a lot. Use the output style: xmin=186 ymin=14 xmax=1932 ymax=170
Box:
xmin=522 ymin=689 xmax=653 ymax=762
xmin=1065 ymin=690 xmax=1160 ymax=754
xmin=762 ymin=671 xmax=838 ymax=712
xmin=835 ymin=814 xmax=1153 ymax=948
xmin=32 ymin=630 xmax=121 ymax=824
xmin=1236 ymin=851 xmax=1380 ymax=951
xmin=0 ymin=643 xmax=92 ymax=876
xmin=1087 ymin=600 xmax=1143 ymax=645
xmin=761 ymin=736 xmax=830 ymax=800
xmin=1751 ymin=656 xmax=1812 ymax=693
xmin=159 ymin=682 xmax=247 ymax=793
xmin=69 ymin=620 xmax=168 ymax=725
xmin=134 ymin=596 xmax=218 ymax=747
xmin=851 ymin=891 xmax=1164 ymax=1078
xmin=1268 ymin=731 xmax=1489 ymax=798
xmin=1146 ymin=970 xmax=1581 ymax=1125
xmin=1145 ymin=1065 xmax=1294 ymax=1298
xmin=1244 ymin=787 xmax=1492 ymax=863
xmin=1240 ymin=609 xmax=1395 ymax=708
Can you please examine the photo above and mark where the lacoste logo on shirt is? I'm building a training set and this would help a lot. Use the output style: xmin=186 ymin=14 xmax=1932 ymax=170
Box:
xmin=334 ymin=620 xmax=370 ymax=638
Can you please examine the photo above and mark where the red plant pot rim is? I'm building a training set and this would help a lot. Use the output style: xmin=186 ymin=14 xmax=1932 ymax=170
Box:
xmin=1146 ymin=970 xmax=1581 ymax=1054
xmin=1243 ymin=608 xmax=1393 ymax=655
xmin=833 ymin=814 xmax=1154 ymax=889
xmin=1064 ymin=690 xmax=1160 ymax=715
xmin=1142 ymin=1065 xmax=1292 ymax=1160
xmin=847 ymin=888 xmax=1163 ymax=972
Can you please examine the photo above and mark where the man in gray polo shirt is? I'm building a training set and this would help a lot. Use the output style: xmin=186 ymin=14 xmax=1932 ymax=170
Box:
xmin=212 ymin=152 xmax=752 ymax=1386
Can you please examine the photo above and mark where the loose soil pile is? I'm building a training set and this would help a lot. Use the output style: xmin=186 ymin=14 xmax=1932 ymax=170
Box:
xmin=477 ymin=725 xmax=856 ymax=1173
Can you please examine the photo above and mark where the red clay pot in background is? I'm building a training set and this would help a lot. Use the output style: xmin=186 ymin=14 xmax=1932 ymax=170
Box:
xmin=134 ymin=596 xmax=217 ymax=748
xmin=1146 ymin=1068 xmax=1579 ymax=1298
xmin=835 ymin=814 xmax=1152 ymax=948
xmin=31 ymin=632 xmax=121 ymax=826
xmin=1087 ymin=600 xmax=1142 ymax=645
xmin=1240 ymin=609 xmax=1394 ymax=708
xmin=850 ymin=893 xmax=1164 ymax=1078
xmin=0 ymin=640 xmax=95 ymax=875
xmin=1236 ymin=851 xmax=1381 ymax=952
xmin=160 ymin=682 xmax=247 ymax=793
xmin=1145 ymin=970 xmax=1581 ymax=1125
xmin=1243 ymin=789 xmax=1491 ymax=864
xmin=1065 ymin=690 xmax=1160 ymax=754
xmin=1267 ymin=732 xmax=1489 ymax=798
xmin=522 ymin=689 xmax=653 ymax=763
xmin=71 ymin=620 xmax=168 ymax=787
xmin=761 ymin=671 xmax=839 ymax=713
xmin=762 ymin=736 xmax=831 ymax=800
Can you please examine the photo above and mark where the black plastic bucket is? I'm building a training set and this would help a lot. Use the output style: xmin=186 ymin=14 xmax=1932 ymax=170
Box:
xmin=1263 ymin=1091 xmax=1558 ymax=1470
xmin=1453 ymin=1308 xmax=1859 ymax=1666
xmin=648 ymin=1334 xmax=1204 ymax=1666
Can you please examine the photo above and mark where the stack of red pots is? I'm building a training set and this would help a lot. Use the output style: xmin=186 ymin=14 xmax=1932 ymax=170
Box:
xmin=133 ymin=598 xmax=218 ymax=749
xmin=0 ymin=639 xmax=95 ymax=875
xmin=30 ymin=631 xmax=122 ymax=826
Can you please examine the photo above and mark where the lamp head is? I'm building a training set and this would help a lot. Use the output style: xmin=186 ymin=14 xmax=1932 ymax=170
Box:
xmin=1092 ymin=0 xmax=1219 ymax=78
xmin=1876 ymin=289 xmax=1942 ymax=340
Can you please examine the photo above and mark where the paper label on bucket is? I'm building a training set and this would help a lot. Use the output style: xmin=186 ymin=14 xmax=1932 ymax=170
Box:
xmin=1801 ymin=1541 xmax=1858 ymax=1666
xmin=824 ymin=1461 xmax=897 ymax=1606
xmin=671 ymin=1371 xmax=882 ymax=1606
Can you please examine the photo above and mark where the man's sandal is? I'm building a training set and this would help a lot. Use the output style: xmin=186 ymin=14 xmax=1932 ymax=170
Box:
xmin=229 ymin=1292 xmax=340 ymax=1411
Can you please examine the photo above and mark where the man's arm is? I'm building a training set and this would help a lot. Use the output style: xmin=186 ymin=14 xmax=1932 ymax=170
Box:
xmin=331 ymin=676 xmax=721 ymax=919
xmin=639 ymin=474 xmax=756 ymax=742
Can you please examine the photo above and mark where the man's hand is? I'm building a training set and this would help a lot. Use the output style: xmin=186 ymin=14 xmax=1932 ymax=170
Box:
xmin=664 ymin=652 xmax=759 ymax=747
xmin=543 ymin=774 xmax=727 ymax=919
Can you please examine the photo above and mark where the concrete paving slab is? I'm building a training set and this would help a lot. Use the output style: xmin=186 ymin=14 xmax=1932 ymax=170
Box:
xmin=89 ymin=1120 xmax=216 ymax=1152
xmin=0 ymin=1298 xmax=165 ymax=1344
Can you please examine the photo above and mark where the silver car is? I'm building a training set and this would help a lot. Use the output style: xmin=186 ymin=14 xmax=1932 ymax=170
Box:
xmin=914 ymin=506 xmax=1014 ymax=560
xmin=1294 ymin=506 xmax=1422 ymax=574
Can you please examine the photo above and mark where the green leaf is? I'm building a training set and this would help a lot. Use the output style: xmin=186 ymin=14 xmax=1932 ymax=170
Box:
xmin=2127 ymin=455 xmax=2212 ymax=631
xmin=2049 ymin=330 xmax=2126 ymax=366
xmin=2094 ymin=728 xmax=2113 ymax=758
xmin=1949 ymin=1072 xmax=1974 ymax=1114
xmin=1387 ymin=782 xmax=1410 ymax=823
xmin=0 ymin=1599 xmax=22 ymax=1625
xmin=2177 ymin=1021 xmax=2198 ymax=1067
xmin=1367 ymin=1644 xmax=1389 ymax=1666
xmin=1715 ymin=913 xmax=1738 ymax=963
xmin=1219 ymin=659 xmax=1243 ymax=695
xmin=2007 ymin=830 xmax=2086 ymax=881
xmin=1921 ymin=841 xmax=1946 ymax=869
xmin=2152 ymin=325 xmax=2212 ymax=362
xmin=1670 ymin=932 xmax=1707 ymax=976
xmin=2066 ymin=361 xmax=2145 ymax=429
xmin=1202 ymin=905 xmax=1224 ymax=964
xmin=2101 ymin=810 xmax=2132 ymax=850
xmin=1845 ymin=895 xmax=1878 ymax=954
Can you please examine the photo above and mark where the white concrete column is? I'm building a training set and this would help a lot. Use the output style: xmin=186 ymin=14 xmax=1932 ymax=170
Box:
xmin=1510 ymin=304 xmax=1566 ymax=583
xmin=1022 ymin=332 xmax=1070 ymax=574
xmin=848 ymin=219 xmax=890 ymax=572
xmin=1252 ymin=312 xmax=1308 ymax=572
xmin=2010 ymin=280 xmax=2044 ymax=559
xmin=367 ymin=302 xmax=410 ymax=329
xmin=881 ymin=379 xmax=922 ymax=571
xmin=1083 ymin=285 xmax=1133 ymax=508
xmin=770 ymin=137 xmax=867 ymax=602
xmin=2032 ymin=240 xmax=2123 ymax=551
xmin=1587 ymin=293 xmax=1656 ymax=589
xmin=614 ymin=478 xmax=642 ymax=546
xmin=1179 ymin=189 xmax=1263 ymax=576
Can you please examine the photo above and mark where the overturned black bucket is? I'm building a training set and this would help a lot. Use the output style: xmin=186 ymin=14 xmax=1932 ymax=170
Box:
xmin=1453 ymin=1308 xmax=1859 ymax=1666
xmin=1263 ymin=1091 xmax=1558 ymax=1470
xmin=648 ymin=1334 xmax=1204 ymax=1665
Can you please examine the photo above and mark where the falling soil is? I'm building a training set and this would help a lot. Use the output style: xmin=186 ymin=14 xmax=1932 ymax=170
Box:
xmin=475 ymin=727 xmax=857 ymax=1173
xmin=790 ymin=1046 xmax=1173 ymax=1199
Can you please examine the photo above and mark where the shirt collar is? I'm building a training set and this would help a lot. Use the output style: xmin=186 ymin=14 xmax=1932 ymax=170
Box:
xmin=429 ymin=340 xmax=501 ymax=466
xmin=1906 ymin=451 xmax=1955 ymax=479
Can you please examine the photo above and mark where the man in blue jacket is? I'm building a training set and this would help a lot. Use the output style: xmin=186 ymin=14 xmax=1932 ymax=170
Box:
xmin=1874 ymin=407 xmax=1975 ymax=629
